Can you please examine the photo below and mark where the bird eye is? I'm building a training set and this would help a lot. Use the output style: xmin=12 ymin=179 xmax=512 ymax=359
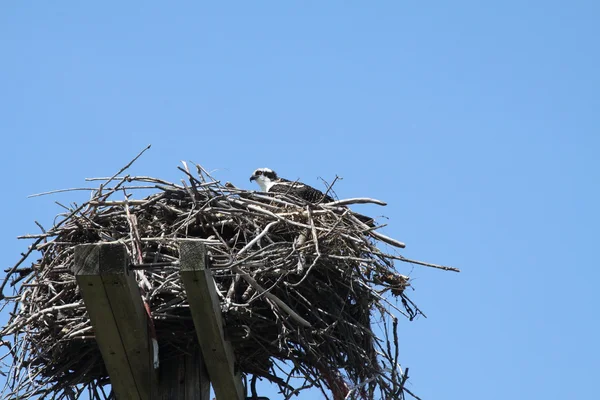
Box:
xmin=256 ymin=171 xmax=263 ymax=175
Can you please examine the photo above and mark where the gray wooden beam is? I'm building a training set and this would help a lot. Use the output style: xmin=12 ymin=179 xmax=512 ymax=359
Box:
xmin=158 ymin=347 xmax=210 ymax=400
xmin=73 ymin=243 xmax=156 ymax=400
xmin=179 ymin=240 xmax=245 ymax=400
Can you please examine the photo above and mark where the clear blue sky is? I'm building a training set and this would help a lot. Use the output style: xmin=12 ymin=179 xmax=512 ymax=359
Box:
xmin=1 ymin=1 xmax=599 ymax=399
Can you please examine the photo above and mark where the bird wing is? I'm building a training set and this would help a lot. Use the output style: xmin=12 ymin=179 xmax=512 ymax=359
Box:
xmin=269 ymin=180 xmax=374 ymax=225
xmin=269 ymin=181 xmax=333 ymax=203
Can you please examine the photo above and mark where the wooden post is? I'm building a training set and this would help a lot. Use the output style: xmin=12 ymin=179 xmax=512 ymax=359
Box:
xmin=157 ymin=347 xmax=210 ymax=400
xmin=179 ymin=240 xmax=245 ymax=400
xmin=73 ymin=243 xmax=156 ymax=400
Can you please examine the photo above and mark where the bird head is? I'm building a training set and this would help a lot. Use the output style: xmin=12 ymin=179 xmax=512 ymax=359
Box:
xmin=249 ymin=168 xmax=278 ymax=191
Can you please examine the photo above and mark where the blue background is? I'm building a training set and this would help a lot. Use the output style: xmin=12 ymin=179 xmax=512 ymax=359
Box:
xmin=1 ymin=2 xmax=598 ymax=399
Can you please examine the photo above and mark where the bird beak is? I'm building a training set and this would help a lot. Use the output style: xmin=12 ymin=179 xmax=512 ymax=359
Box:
xmin=249 ymin=175 xmax=256 ymax=182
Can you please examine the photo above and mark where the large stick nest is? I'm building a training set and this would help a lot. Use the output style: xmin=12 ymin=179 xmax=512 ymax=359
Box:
xmin=1 ymin=155 xmax=456 ymax=400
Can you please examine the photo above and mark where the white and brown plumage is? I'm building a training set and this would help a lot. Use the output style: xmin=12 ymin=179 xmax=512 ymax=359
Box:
xmin=249 ymin=168 xmax=333 ymax=204
xmin=249 ymin=168 xmax=374 ymax=225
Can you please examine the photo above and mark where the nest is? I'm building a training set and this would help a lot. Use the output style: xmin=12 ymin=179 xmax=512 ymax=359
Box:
xmin=1 ymin=153 xmax=457 ymax=399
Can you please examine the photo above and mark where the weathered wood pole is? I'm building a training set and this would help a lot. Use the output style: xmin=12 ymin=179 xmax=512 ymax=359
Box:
xmin=179 ymin=240 xmax=245 ymax=400
xmin=74 ymin=243 xmax=210 ymax=399
xmin=74 ymin=243 xmax=156 ymax=399
xmin=157 ymin=347 xmax=210 ymax=400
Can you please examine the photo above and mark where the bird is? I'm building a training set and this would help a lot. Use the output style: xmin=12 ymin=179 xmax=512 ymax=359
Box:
xmin=249 ymin=168 xmax=374 ymax=225
xmin=249 ymin=168 xmax=333 ymax=204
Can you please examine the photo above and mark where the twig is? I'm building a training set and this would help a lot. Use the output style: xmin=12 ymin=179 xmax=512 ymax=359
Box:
xmin=397 ymin=256 xmax=459 ymax=272
xmin=99 ymin=144 xmax=151 ymax=190
xmin=369 ymin=230 xmax=406 ymax=249
xmin=27 ymin=188 xmax=99 ymax=198
xmin=325 ymin=198 xmax=387 ymax=207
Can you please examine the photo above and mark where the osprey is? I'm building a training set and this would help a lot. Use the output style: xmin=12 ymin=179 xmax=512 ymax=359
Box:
xmin=249 ymin=168 xmax=332 ymax=203
xmin=249 ymin=167 xmax=374 ymax=225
